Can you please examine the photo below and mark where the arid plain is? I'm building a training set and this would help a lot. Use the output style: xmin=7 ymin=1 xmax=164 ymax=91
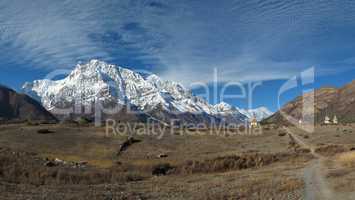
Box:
xmin=0 ymin=123 xmax=354 ymax=199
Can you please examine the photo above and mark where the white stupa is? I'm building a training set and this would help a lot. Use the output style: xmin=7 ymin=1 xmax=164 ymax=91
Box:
xmin=333 ymin=115 xmax=338 ymax=124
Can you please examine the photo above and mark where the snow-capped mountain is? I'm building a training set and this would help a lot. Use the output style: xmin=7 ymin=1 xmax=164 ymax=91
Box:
xmin=213 ymin=102 xmax=272 ymax=122
xmin=22 ymin=60 xmax=225 ymax=123
xmin=239 ymin=107 xmax=273 ymax=121
xmin=212 ymin=102 xmax=248 ymax=123
xmin=23 ymin=60 xmax=213 ymax=113
xmin=213 ymin=102 xmax=235 ymax=114
xmin=22 ymin=59 xmax=270 ymax=124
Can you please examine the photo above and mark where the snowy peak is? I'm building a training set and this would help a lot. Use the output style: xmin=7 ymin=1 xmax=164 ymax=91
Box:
xmin=213 ymin=102 xmax=271 ymax=121
xmin=240 ymin=107 xmax=273 ymax=121
xmin=214 ymin=102 xmax=232 ymax=111
xmin=211 ymin=102 xmax=247 ymax=123
xmin=213 ymin=102 xmax=238 ymax=113
xmin=23 ymin=60 xmax=129 ymax=110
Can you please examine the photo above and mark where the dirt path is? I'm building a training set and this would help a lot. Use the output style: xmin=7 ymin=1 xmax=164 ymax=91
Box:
xmin=284 ymin=128 xmax=337 ymax=200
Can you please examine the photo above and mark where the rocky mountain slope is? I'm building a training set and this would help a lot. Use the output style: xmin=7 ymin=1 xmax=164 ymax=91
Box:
xmin=0 ymin=85 xmax=56 ymax=122
xmin=263 ymin=80 xmax=355 ymax=125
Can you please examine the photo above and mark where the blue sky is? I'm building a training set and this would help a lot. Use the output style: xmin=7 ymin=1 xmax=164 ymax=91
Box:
xmin=1 ymin=0 xmax=355 ymax=111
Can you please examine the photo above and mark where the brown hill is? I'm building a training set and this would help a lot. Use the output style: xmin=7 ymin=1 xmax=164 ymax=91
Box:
xmin=263 ymin=80 xmax=355 ymax=125
xmin=0 ymin=85 xmax=56 ymax=123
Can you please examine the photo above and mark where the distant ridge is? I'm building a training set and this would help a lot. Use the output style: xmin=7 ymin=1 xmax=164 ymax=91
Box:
xmin=263 ymin=80 xmax=355 ymax=125
xmin=0 ymin=85 xmax=57 ymax=122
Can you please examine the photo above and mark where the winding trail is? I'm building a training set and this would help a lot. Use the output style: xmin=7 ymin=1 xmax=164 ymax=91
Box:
xmin=284 ymin=127 xmax=340 ymax=200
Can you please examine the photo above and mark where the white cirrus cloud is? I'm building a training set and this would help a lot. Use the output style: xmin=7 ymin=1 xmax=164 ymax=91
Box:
xmin=1 ymin=0 xmax=355 ymax=85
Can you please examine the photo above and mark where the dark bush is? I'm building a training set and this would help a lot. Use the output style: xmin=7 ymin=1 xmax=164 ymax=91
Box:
xmin=238 ymin=125 xmax=246 ymax=132
xmin=278 ymin=132 xmax=286 ymax=137
xmin=152 ymin=163 xmax=174 ymax=176
xmin=77 ymin=117 xmax=92 ymax=125
xmin=37 ymin=129 xmax=53 ymax=134
xmin=263 ymin=126 xmax=271 ymax=131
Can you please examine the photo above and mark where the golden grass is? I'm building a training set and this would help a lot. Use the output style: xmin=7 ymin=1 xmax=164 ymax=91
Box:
xmin=41 ymin=153 xmax=114 ymax=168
xmin=337 ymin=152 xmax=355 ymax=167
xmin=130 ymin=159 xmax=178 ymax=171
xmin=0 ymin=150 xmax=145 ymax=185
xmin=37 ymin=142 xmax=119 ymax=169
xmin=278 ymin=178 xmax=304 ymax=192
xmin=205 ymin=176 xmax=304 ymax=200
xmin=77 ymin=143 xmax=116 ymax=157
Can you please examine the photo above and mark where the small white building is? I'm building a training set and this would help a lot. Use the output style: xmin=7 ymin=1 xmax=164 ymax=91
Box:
xmin=333 ymin=115 xmax=338 ymax=124
xmin=324 ymin=116 xmax=331 ymax=124
xmin=298 ymin=119 xmax=303 ymax=125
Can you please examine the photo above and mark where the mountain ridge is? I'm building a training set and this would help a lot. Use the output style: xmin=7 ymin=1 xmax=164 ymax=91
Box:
xmin=263 ymin=80 xmax=355 ymax=125
xmin=23 ymin=60 xmax=272 ymax=124
xmin=0 ymin=85 xmax=57 ymax=122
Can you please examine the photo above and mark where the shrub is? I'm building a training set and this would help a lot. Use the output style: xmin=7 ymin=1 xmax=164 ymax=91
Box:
xmin=26 ymin=119 xmax=40 ymax=126
xmin=77 ymin=117 xmax=92 ymax=125
xmin=315 ymin=145 xmax=347 ymax=156
xmin=278 ymin=131 xmax=286 ymax=137
xmin=37 ymin=129 xmax=53 ymax=134
xmin=152 ymin=163 xmax=175 ymax=176
xmin=337 ymin=152 xmax=355 ymax=168
xmin=176 ymin=153 xmax=288 ymax=174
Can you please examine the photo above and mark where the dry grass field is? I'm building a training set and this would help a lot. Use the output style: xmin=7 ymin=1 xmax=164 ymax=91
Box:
xmin=0 ymin=123 xmax=354 ymax=199
xmin=287 ymin=125 xmax=355 ymax=198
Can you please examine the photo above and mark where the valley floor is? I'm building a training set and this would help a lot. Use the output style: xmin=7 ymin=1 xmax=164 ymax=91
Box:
xmin=0 ymin=123 xmax=354 ymax=199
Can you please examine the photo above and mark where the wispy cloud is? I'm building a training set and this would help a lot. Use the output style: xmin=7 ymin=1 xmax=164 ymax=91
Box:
xmin=1 ymin=0 xmax=355 ymax=85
